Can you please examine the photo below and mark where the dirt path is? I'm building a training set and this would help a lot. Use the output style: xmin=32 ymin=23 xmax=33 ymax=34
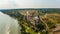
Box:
xmin=40 ymin=16 xmax=49 ymax=31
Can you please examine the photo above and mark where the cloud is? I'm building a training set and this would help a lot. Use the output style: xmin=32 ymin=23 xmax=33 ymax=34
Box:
xmin=0 ymin=0 xmax=60 ymax=9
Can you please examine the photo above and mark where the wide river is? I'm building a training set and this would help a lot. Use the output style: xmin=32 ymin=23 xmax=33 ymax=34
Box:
xmin=0 ymin=12 xmax=20 ymax=34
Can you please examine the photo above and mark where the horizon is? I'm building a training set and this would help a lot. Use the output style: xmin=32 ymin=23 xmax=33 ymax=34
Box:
xmin=0 ymin=0 xmax=60 ymax=9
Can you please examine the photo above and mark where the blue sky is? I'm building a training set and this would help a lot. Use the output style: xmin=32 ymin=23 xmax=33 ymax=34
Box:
xmin=0 ymin=0 xmax=60 ymax=9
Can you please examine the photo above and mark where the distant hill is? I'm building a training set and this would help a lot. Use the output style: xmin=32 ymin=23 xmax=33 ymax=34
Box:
xmin=0 ymin=8 xmax=60 ymax=14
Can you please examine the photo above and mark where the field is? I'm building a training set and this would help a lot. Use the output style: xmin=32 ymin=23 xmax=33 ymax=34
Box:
xmin=1 ymin=8 xmax=60 ymax=34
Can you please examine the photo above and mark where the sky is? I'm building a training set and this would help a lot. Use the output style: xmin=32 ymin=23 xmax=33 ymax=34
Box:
xmin=0 ymin=0 xmax=60 ymax=9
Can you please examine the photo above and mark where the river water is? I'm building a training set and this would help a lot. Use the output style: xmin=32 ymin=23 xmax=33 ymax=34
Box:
xmin=0 ymin=12 xmax=20 ymax=34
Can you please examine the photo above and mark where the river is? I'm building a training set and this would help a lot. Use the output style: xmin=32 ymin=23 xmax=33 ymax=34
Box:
xmin=0 ymin=12 xmax=20 ymax=34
